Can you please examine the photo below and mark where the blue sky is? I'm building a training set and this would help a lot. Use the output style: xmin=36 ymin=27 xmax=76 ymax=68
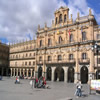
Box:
xmin=0 ymin=0 xmax=100 ymax=44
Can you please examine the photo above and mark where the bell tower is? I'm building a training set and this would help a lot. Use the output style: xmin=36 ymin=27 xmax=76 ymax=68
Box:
xmin=54 ymin=6 xmax=69 ymax=25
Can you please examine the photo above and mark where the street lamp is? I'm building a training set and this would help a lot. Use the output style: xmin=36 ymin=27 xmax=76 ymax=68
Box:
xmin=92 ymin=42 xmax=99 ymax=79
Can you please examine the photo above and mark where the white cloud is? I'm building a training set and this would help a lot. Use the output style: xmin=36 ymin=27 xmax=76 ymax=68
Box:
xmin=0 ymin=0 xmax=100 ymax=43
xmin=0 ymin=0 xmax=66 ymax=43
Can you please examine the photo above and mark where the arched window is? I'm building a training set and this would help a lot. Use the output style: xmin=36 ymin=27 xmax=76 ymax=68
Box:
xmin=40 ymin=40 xmax=42 ymax=47
xmin=82 ymin=32 xmax=86 ymax=41
xmin=59 ymin=36 xmax=62 ymax=44
xmin=39 ymin=56 xmax=42 ymax=61
xmin=82 ymin=53 xmax=87 ymax=59
xmin=48 ymin=38 xmax=52 ymax=46
xmin=64 ymin=14 xmax=66 ymax=22
xmin=69 ymin=34 xmax=73 ymax=42
xmin=69 ymin=54 xmax=73 ymax=60
xmin=58 ymin=55 xmax=62 ymax=61
xmin=48 ymin=56 xmax=51 ymax=61
xmin=56 ymin=17 xmax=57 ymax=24
xmin=59 ymin=14 xmax=62 ymax=23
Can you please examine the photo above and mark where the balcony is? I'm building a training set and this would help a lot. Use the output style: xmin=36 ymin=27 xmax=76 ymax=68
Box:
xmin=79 ymin=58 xmax=90 ymax=64
xmin=45 ymin=58 xmax=75 ymax=65
xmin=36 ymin=60 xmax=43 ymax=65
xmin=10 ymin=56 xmax=35 ymax=60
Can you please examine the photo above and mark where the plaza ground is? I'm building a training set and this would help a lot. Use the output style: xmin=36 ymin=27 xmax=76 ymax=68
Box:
xmin=0 ymin=77 xmax=100 ymax=100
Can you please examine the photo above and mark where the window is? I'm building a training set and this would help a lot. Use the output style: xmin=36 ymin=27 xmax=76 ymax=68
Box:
xmin=59 ymin=14 xmax=62 ymax=23
xmin=15 ymin=62 xmax=17 ymax=66
xmin=29 ymin=62 xmax=31 ymax=65
xmin=22 ymin=62 xmax=24 ymax=66
xmin=33 ymin=61 xmax=35 ymax=65
xmin=64 ymin=14 xmax=66 ymax=22
xmin=39 ymin=56 xmax=42 ymax=61
xmin=33 ymin=53 xmax=35 ymax=56
xmin=58 ymin=55 xmax=62 ymax=61
xmin=48 ymin=38 xmax=52 ymax=46
xmin=97 ymin=34 xmax=100 ymax=40
xmin=82 ymin=53 xmax=87 ymax=59
xmin=26 ymin=53 xmax=28 ymax=57
xmin=40 ymin=40 xmax=42 ymax=47
xmin=13 ymin=55 xmax=15 ymax=58
xmin=82 ymin=32 xmax=86 ymax=41
xmin=59 ymin=36 xmax=62 ymax=44
xmin=16 ymin=55 xmax=18 ymax=59
xmin=25 ymin=62 xmax=27 ymax=65
xmin=30 ymin=53 xmax=31 ymax=57
xmin=56 ymin=17 xmax=57 ymax=24
xmin=48 ymin=56 xmax=51 ymax=61
xmin=69 ymin=34 xmax=73 ymax=42
xmin=69 ymin=54 xmax=73 ymax=60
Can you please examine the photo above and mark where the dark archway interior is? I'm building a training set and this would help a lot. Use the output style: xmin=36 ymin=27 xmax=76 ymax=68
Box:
xmin=68 ymin=67 xmax=74 ymax=83
xmin=38 ymin=67 xmax=42 ymax=79
xmin=47 ymin=67 xmax=52 ymax=81
xmin=81 ymin=66 xmax=88 ymax=84
xmin=54 ymin=67 xmax=64 ymax=81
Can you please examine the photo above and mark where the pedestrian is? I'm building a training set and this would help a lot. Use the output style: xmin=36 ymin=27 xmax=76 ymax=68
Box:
xmin=75 ymin=80 xmax=82 ymax=98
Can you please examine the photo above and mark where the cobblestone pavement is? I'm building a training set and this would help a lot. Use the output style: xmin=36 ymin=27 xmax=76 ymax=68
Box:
xmin=0 ymin=77 xmax=100 ymax=100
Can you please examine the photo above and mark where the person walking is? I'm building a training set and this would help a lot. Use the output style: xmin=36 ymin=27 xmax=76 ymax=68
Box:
xmin=75 ymin=80 xmax=82 ymax=98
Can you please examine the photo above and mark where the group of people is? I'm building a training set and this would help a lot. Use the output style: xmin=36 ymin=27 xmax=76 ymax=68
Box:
xmin=34 ymin=76 xmax=47 ymax=88
xmin=75 ymin=80 xmax=82 ymax=98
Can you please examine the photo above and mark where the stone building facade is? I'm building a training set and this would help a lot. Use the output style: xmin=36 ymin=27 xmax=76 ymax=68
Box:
xmin=9 ymin=6 xmax=100 ymax=83
xmin=9 ymin=40 xmax=36 ymax=78
xmin=0 ymin=41 xmax=9 ymax=76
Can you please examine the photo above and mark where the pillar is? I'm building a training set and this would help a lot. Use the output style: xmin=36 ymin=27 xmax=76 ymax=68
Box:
xmin=31 ymin=69 xmax=33 ymax=77
xmin=13 ymin=68 xmax=15 ymax=77
xmin=23 ymin=69 xmax=25 ymax=76
xmin=20 ymin=68 xmax=21 ymax=76
xmin=51 ymin=67 xmax=56 ymax=81
xmin=10 ymin=68 xmax=12 ymax=76
xmin=16 ymin=68 xmax=18 ymax=76
xmin=27 ymin=69 xmax=29 ymax=77
xmin=75 ymin=46 xmax=80 ymax=83
xmin=63 ymin=67 xmax=68 ymax=82
xmin=89 ymin=48 xmax=95 ymax=81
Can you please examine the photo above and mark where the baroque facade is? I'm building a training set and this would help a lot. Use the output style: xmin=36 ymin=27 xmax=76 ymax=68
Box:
xmin=9 ymin=6 xmax=100 ymax=83
xmin=0 ymin=41 xmax=9 ymax=76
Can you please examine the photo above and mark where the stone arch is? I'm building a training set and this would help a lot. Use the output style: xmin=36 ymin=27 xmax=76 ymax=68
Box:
xmin=38 ymin=66 xmax=42 ymax=79
xmin=46 ymin=67 xmax=52 ymax=81
xmin=54 ymin=67 xmax=64 ymax=81
xmin=80 ymin=66 xmax=88 ymax=84
xmin=68 ymin=67 xmax=74 ymax=83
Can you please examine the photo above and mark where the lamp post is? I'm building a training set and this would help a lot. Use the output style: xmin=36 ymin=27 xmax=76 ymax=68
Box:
xmin=92 ymin=42 xmax=99 ymax=79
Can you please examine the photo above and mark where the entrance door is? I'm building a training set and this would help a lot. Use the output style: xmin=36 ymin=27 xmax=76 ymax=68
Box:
xmin=47 ymin=67 xmax=51 ymax=81
xmin=68 ymin=67 xmax=74 ymax=83
xmin=38 ymin=67 xmax=42 ymax=78
xmin=96 ymin=70 xmax=100 ymax=79
xmin=81 ymin=66 xmax=88 ymax=84
xmin=59 ymin=68 xmax=64 ymax=81
xmin=54 ymin=67 xmax=64 ymax=81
